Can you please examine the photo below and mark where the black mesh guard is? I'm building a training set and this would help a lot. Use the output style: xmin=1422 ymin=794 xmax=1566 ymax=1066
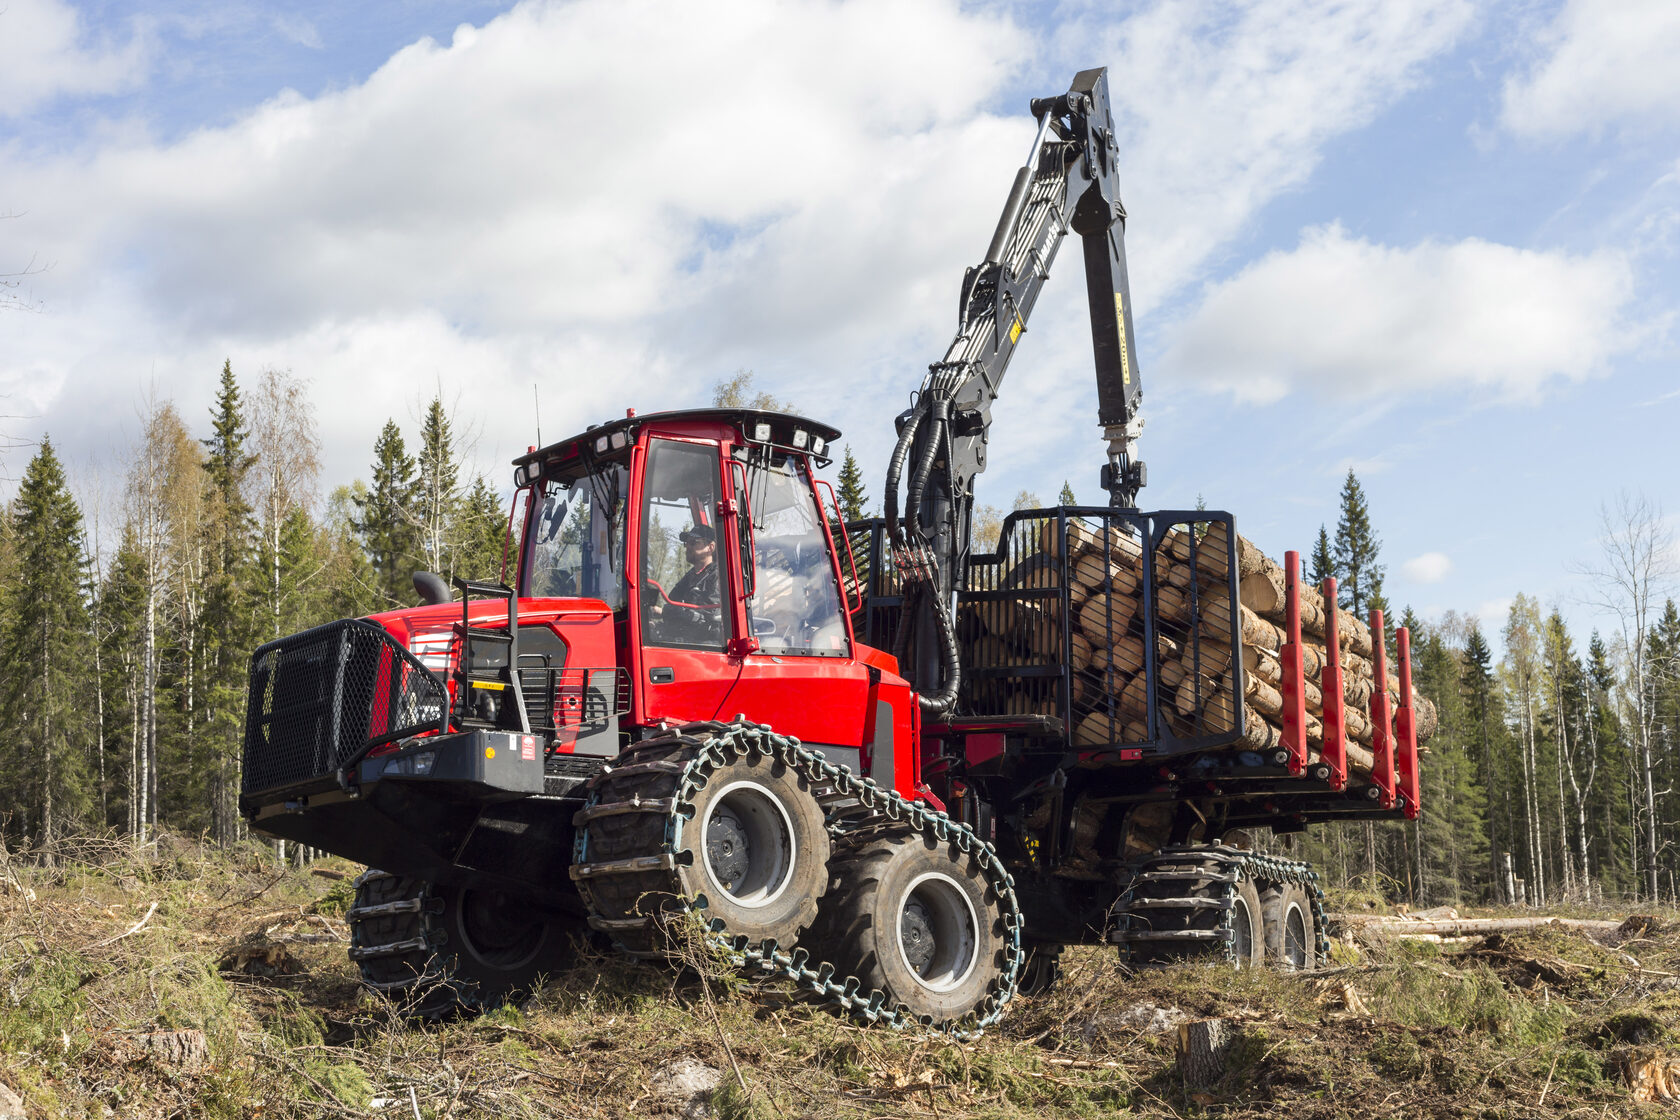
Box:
xmin=242 ymin=618 xmax=449 ymax=798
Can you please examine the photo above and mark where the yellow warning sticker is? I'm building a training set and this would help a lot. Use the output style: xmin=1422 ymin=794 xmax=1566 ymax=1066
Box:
xmin=1115 ymin=294 xmax=1131 ymax=386
xmin=485 ymin=746 xmax=496 ymax=760
xmin=1009 ymin=315 xmax=1025 ymax=345
xmin=470 ymin=679 xmax=507 ymax=691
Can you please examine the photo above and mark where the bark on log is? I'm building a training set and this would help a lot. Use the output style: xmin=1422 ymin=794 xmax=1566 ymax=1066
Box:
xmin=1201 ymin=599 xmax=1282 ymax=650
xmin=1342 ymin=916 xmax=1621 ymax=936
xmin=1244 ymin=674 xmax=1283 ymax=718
xmin=1044 ymin=518 xmax=1144 ymax=564
xmin=1073 ymin=551 xmax=1142 ymax=596
xmin=1078 ymin=591 xmax=1139 ymax=643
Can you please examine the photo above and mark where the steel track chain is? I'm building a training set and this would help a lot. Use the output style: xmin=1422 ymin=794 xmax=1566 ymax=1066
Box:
xmin=1115 ymin=844 xmax=1330 ymax=966
xmin=571 ymin=719 xmax=1024 ymax=1035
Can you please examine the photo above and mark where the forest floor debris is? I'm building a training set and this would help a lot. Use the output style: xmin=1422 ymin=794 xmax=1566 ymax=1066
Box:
xmin=0 ymin=834 xmax=1675 ymax=1117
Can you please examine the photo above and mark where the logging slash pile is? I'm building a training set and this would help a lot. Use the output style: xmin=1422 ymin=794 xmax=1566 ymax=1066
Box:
xmin=965 ymin=516 xmax=1438 ymax=780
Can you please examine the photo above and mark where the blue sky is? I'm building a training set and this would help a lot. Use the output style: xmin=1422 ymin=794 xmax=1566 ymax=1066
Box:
xmin=2 ymin=0 xmax=1677 ymax=653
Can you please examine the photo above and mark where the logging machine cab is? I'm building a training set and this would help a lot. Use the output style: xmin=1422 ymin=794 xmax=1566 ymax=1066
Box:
xmin=509 ymin=408 xmax=909 ymax=771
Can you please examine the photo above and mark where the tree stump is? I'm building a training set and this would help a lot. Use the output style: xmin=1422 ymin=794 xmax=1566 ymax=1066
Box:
xmin=1176 ymin=1017 xmax=1237 ymax=1093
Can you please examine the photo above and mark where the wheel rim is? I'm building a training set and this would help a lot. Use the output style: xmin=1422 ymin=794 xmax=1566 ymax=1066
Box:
xmin=1231 ymin=894 xmax=1256 ymax=964
xmin=701 ymin=780 xmax=797 ymax=908
xmin=1283 ymin=902 xmax=1309 ymax=970
xmin=456 ymin=889 xmax=546 ymax=971
xmin=895 ymin=872 xmax=980 ymax=992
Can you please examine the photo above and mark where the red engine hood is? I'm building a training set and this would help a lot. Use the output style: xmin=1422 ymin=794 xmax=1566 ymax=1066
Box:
xmin=366 ymin=596 xmax=612 ymax=639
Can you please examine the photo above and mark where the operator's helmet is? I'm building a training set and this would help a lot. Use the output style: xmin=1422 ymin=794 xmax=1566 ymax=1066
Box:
xmin=680 ymin=524 xmax=716 ymax=544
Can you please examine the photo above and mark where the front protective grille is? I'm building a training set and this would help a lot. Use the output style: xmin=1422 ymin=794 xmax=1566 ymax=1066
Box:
xmin=242 ymin=619 xmax=448 ymax=798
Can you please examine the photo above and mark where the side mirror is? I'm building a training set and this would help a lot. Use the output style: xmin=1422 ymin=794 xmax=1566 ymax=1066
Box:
xmin=412 ymin=571 xmax=453 ymax=605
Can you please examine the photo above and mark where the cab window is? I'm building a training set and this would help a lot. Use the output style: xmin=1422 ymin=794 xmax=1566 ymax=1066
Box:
xmin=735 ymin=450 xmax=848 ymax=657
xmin=522 ymin=461 xmax=629 ymax=609
xmin=641 ymin=439 xmax=727 ymax=651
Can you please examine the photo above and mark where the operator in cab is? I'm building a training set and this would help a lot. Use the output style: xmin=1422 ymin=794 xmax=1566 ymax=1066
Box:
xmin=649 ymin=524 xmax=721 ymax=644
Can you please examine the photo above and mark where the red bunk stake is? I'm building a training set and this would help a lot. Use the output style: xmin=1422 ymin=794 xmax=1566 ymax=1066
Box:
xmin=1368 ymin=608 xmax=1396 ymax=810
xmin=1395 ymin=626 xmax=1420 ymax=821
xmin=1279 ymin=551 xmax=1307 ymax=775
xmin=1319 ymin=577 xmax=1347 ymax=791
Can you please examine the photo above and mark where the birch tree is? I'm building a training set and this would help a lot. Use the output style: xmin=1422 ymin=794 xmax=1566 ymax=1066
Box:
xmin=1572 ymin=492 xmax=1676 ymax=900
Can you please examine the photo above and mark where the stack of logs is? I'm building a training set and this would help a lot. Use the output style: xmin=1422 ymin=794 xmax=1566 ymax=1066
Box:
xmin=961 ymin=517 xmax=1437 ymax=782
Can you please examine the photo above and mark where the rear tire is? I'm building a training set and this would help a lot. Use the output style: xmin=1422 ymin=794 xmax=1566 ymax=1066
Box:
xmin=349 ymin=871 xmax=584 ymax=1018
xmin=1230 ymin=879 xmax=1265 ymax=967
xmin=813 ymin=827 xmax=1008 ymax=1026
xmin=1017 ymin=943 xmax=1063 ymax=996
xmin=1261 ymin=883 xmax=1317 ymax=971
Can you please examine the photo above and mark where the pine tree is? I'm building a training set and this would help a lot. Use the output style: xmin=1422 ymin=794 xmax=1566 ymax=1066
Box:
xmin=415 ymin=396 xmax=461 ymax=578
xmin=2 ymin=438 xmax=94 ymax=853
xmin=1333 ymin=470 xmax=1384 ymax=616
xmin=1058 ymin=480 xmax=1077 ymax=507
xmin=836 ymin=447 xmax=869 ymax=522
xmin=355 ymin=421 xmax=418 ymax=608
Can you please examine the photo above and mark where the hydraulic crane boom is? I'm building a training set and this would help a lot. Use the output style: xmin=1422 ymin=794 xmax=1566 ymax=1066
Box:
xmin=885 ymin=67 xmax=1146 ymax=711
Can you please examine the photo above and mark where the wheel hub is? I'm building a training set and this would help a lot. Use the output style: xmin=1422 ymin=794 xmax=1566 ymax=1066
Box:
xmin=706 ymin=808 xmax=750 ymax=891
xmin=894 ymin=872 xmax=980 ymax=992
xmin=1283 ymin=904 xmax=1309 ymax=969
xmin=900 ymin=900 xmax=936 ymax=974
xmin=700 ymin=780 xmax=798 ymax=908
xmin=458 ymin=889 xmax=545 ymax=969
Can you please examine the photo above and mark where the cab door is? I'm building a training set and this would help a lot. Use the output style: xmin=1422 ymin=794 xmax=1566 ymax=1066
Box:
xmin=632 ymin=434 xmax=738 ymax=726
xmin=716 ymin=445 xmax=870 ymax=752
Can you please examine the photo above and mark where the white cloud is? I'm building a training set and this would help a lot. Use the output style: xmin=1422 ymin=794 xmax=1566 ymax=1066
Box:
xmin=1047 ymin=0 xmax=1475 ymax=311
xmin=0 ymin=0 xmax=148 ymax=117
xmin=1502 ymin=0 xmax=1680 ymax=139
xmin=0 ymin=0 xmax=1479 ymax=497
xmin=1156 ymin=223 xmax=1637 ymax=404
xmin=1401 ymin=551 xmax=1452 ymax=583
xmin=1476 ymin=597 xmax=1513 ymax=629
xmin=271 ymin=15 xmax=324 ymax=51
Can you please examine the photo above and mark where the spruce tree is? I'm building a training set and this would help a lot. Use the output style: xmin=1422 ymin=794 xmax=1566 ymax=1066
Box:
xmin=414 ymin=397 xmax=461 ymax=577
xmin=354 ymin=420 xmax=418 ymax=608
xmin=1585 ymin=630 xmax=1631 ymax=894
xmin=3 ymin=438 xmax=93 ymax=852
xmin=98 ymin=525 xmax=147 ymax=834
xmin=1058 ymin=480 xmax=1077 ymax=506
xmin=1333 ymin=470 xmax=1383 ymax=615
xmin=1462 ymin=623 xmax=1499 ymax=894
xmin=836 ymin=447 xmax=869 ymax=522
xmin=1309 ymin=524 xmax=1335 ymax=590
xmin=199 ymin=360 xmax=256 ymax=843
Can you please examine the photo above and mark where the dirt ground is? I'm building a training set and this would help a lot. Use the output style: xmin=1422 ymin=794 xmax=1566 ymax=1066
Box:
xmin=0 ymin=835 xmax=1674 ymax=1118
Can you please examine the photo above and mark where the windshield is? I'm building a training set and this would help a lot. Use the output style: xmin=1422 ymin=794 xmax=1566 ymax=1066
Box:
xmin=521 ymin=462 xmax=629 ymax=609
xmin=736 ymin=449 xmax=848 ymax=657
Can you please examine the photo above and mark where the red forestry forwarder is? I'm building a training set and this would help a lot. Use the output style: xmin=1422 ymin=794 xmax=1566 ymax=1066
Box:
xmin=240 ymin=69 xmax=1422 ymax=1030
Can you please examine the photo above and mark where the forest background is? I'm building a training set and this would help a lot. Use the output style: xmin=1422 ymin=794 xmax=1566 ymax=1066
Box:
xmin=0 ymin=362 xmax=1676 ymax=909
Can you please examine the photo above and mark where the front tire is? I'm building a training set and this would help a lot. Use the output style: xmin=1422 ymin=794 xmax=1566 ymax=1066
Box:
xmin=813 ymin=827 xmax=1009 ymax=1026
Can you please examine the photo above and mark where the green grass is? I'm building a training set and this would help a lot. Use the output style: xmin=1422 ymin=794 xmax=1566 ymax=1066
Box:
xmin=0 ymin=835 xmax=1669 ymax=1117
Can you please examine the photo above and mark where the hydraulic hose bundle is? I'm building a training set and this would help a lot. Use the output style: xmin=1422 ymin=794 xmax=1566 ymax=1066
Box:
xmin=883 ymin=394 xmax=962 ymax=716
